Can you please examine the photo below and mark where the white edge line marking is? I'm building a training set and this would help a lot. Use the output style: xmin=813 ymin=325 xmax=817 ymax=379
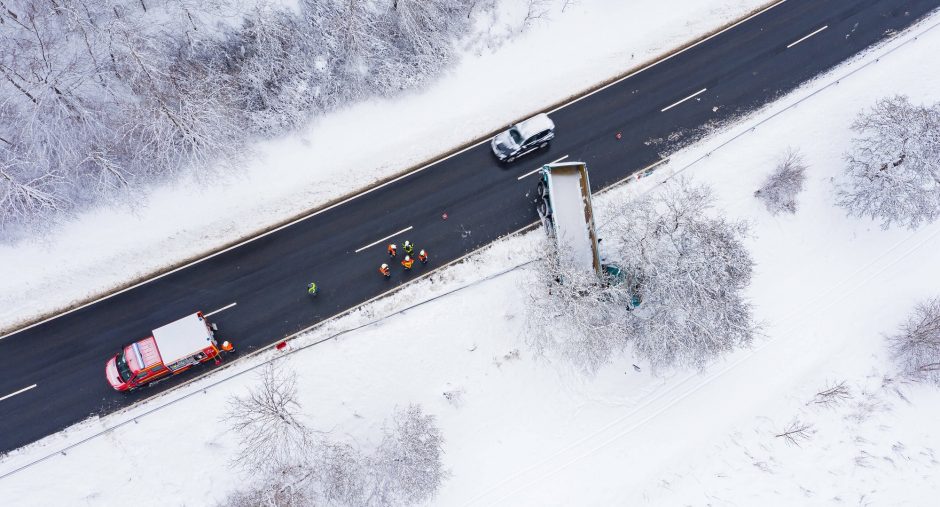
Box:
xmin=204 ymin=302 xmax=237 ymax=318
xmin=354 ymin=226 xmax=414 ymax=253
xmin=0 ymin=384 xmax=37 ymax=402
xmin=661 ymin=88 xmax=708 ymax=112
xmin=0 ymin=0 xmax=789 ymax=342
xmin=549 ymin=0 xmax=788 ymax=113
xmin=517 ymin=155 xmax=570 ymax=181
xmin=787 ymin=25 xmax=828 ymax=48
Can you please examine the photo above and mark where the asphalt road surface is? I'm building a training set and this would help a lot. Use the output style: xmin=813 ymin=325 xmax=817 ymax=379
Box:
xmin=1 ymin=0 xmax=937 ymax=455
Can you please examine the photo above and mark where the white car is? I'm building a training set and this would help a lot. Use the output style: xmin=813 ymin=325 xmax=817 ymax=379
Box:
xmin=491 ymin=113 xmax=555 ymax=163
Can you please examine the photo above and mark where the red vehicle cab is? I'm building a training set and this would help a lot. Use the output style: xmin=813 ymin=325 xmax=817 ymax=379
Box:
xmin=105 ymin=312 xmax=230 ymax=391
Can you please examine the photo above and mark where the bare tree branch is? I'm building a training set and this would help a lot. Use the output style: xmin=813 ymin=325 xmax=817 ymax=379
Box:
xmin=807 ymin=380 xmax=851 ymax=408
xmin=224 ymin=362 xmax=314 ymax=476
xmin=774 ymin=419 xmax=814 ymax=446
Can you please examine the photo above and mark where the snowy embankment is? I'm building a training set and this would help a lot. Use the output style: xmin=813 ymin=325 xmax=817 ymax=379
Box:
xmin=0 ymin=0 xmax=769 ymax=334
xmin=3 ymin=6 xmax=940 ymax=506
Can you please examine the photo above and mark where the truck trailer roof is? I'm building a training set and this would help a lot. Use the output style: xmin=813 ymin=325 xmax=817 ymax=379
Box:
xmin=542 ymin=162 xmax=601 ymax=275
xmin=151 ymin=313 xmax=214 ymax=365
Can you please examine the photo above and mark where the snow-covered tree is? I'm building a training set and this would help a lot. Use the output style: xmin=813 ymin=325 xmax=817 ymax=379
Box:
xmin=526 ymin=179 xmax=755 ymax=372
xmin=836 ymin=95 xmax=940 ymax=230
xmin=368 ymin=404 xmax=447 ymax=506
xmin=755 ymin=148 xmax=807 ymax=215
xmin=0 ymin=0 xmax=241 ymax=234
xmin=888 ymin=297 xmax=940 ymax=385
xmin=0 ymin=0 xmax=486 ymax=237
xmin=611 ymin=180 xmax=755 ymax=369
xmin=216 ymin=4 xmax=317 ymax=136
xmin=223 ymin=375 xmax=447 ymax=507
xmin=311 ymin=442 xmax=369 ymax=506
xmin=525 ymin=245 xmax=634 ymax=375
xmin=0 ymin=156 xmax=68 ymax=226
xmin=386 ymin=0 xmax=471 ymax=86
xmin=224 ymin=363 xmax=314 ymax=476
xmin=218 ymin=476 xmax=308 ymax=507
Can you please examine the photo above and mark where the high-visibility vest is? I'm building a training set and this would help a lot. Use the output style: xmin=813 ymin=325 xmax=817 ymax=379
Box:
xmin=402 ymin=257 xmax=414 ymax=269
xmin=403 ymin=243 xmax=414 ymax=255
xmin=418 ymin=250 xmax=428 ymax=262
xmin=308 ymin=283 xmax=317 ymax=294
xmin=380 ymin=265 xmax=390 ymax=275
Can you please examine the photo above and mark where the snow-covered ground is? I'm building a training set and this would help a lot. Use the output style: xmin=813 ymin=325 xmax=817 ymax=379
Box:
xmin=0 ymin=0 xmax=770 ymax=334
xmin=3 ymin=5 xmax=940 ymax=506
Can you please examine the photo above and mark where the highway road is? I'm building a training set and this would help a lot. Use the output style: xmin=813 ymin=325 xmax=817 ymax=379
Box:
xmin=1 ymin=0 xmax=937 ymax=455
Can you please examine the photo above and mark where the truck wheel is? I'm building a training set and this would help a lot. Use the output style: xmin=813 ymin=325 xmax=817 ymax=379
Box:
xmin=539 ymin=142 xmax=548 ymax=149
xmin=537 ymin=181 xmax=548 ymax=198
xmin=537 ymin=201 xmax=550 ymax=219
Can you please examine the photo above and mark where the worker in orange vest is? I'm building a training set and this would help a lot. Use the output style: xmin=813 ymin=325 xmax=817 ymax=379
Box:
xmin=387 ymin=243 xmax=397 ymax=257
xmin=379 ymin=263 xmax=391 ymax=278
xmin=417 ymin=249 xmax=428 ymax=264
xmin=401 ymin=255 xmax=414 ymax=270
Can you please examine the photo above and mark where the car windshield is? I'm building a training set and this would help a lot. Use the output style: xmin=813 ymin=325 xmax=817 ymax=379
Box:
xmin=508 ymin=127 xmax=524 ymax=145
xmin=115 ymin=351 xmax=133 ymax=383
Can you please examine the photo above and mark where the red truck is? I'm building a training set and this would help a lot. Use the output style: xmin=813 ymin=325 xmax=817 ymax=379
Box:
xmin=105 ymin=312 xmax=233 ymax=391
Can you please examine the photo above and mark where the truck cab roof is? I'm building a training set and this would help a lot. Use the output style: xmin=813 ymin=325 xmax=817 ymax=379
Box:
xmin=125 ymin=337 xmax=162 ymax=372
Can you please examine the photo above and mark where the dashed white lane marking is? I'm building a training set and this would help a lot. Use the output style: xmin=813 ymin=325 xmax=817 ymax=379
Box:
xmin=551 ymin=0 xmax=788 ymax=113
xmin=355 ymin=226 xmax=414 ymax=253
xmin=517 ymin=155 xmax=570 ymax=181
xmin=661 ymin=88 xmax=708 ymax=112
xmin=205 ymin=302 xmax=237 ymax=318
xmin=787 ymin=25 xmax=828 ymax=48
xmin=0 ymin=384 xmax=37 ymax=403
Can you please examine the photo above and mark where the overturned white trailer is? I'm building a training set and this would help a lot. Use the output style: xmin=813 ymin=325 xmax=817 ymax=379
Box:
xmin=536 ymin=161 xmax=602 ymax=277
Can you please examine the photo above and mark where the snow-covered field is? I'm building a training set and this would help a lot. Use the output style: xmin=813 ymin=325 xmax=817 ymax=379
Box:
xmin=4 ymin=3 xmax=940 ymax=507
xmin=0 ymin=0 xmax=770 ymax=334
